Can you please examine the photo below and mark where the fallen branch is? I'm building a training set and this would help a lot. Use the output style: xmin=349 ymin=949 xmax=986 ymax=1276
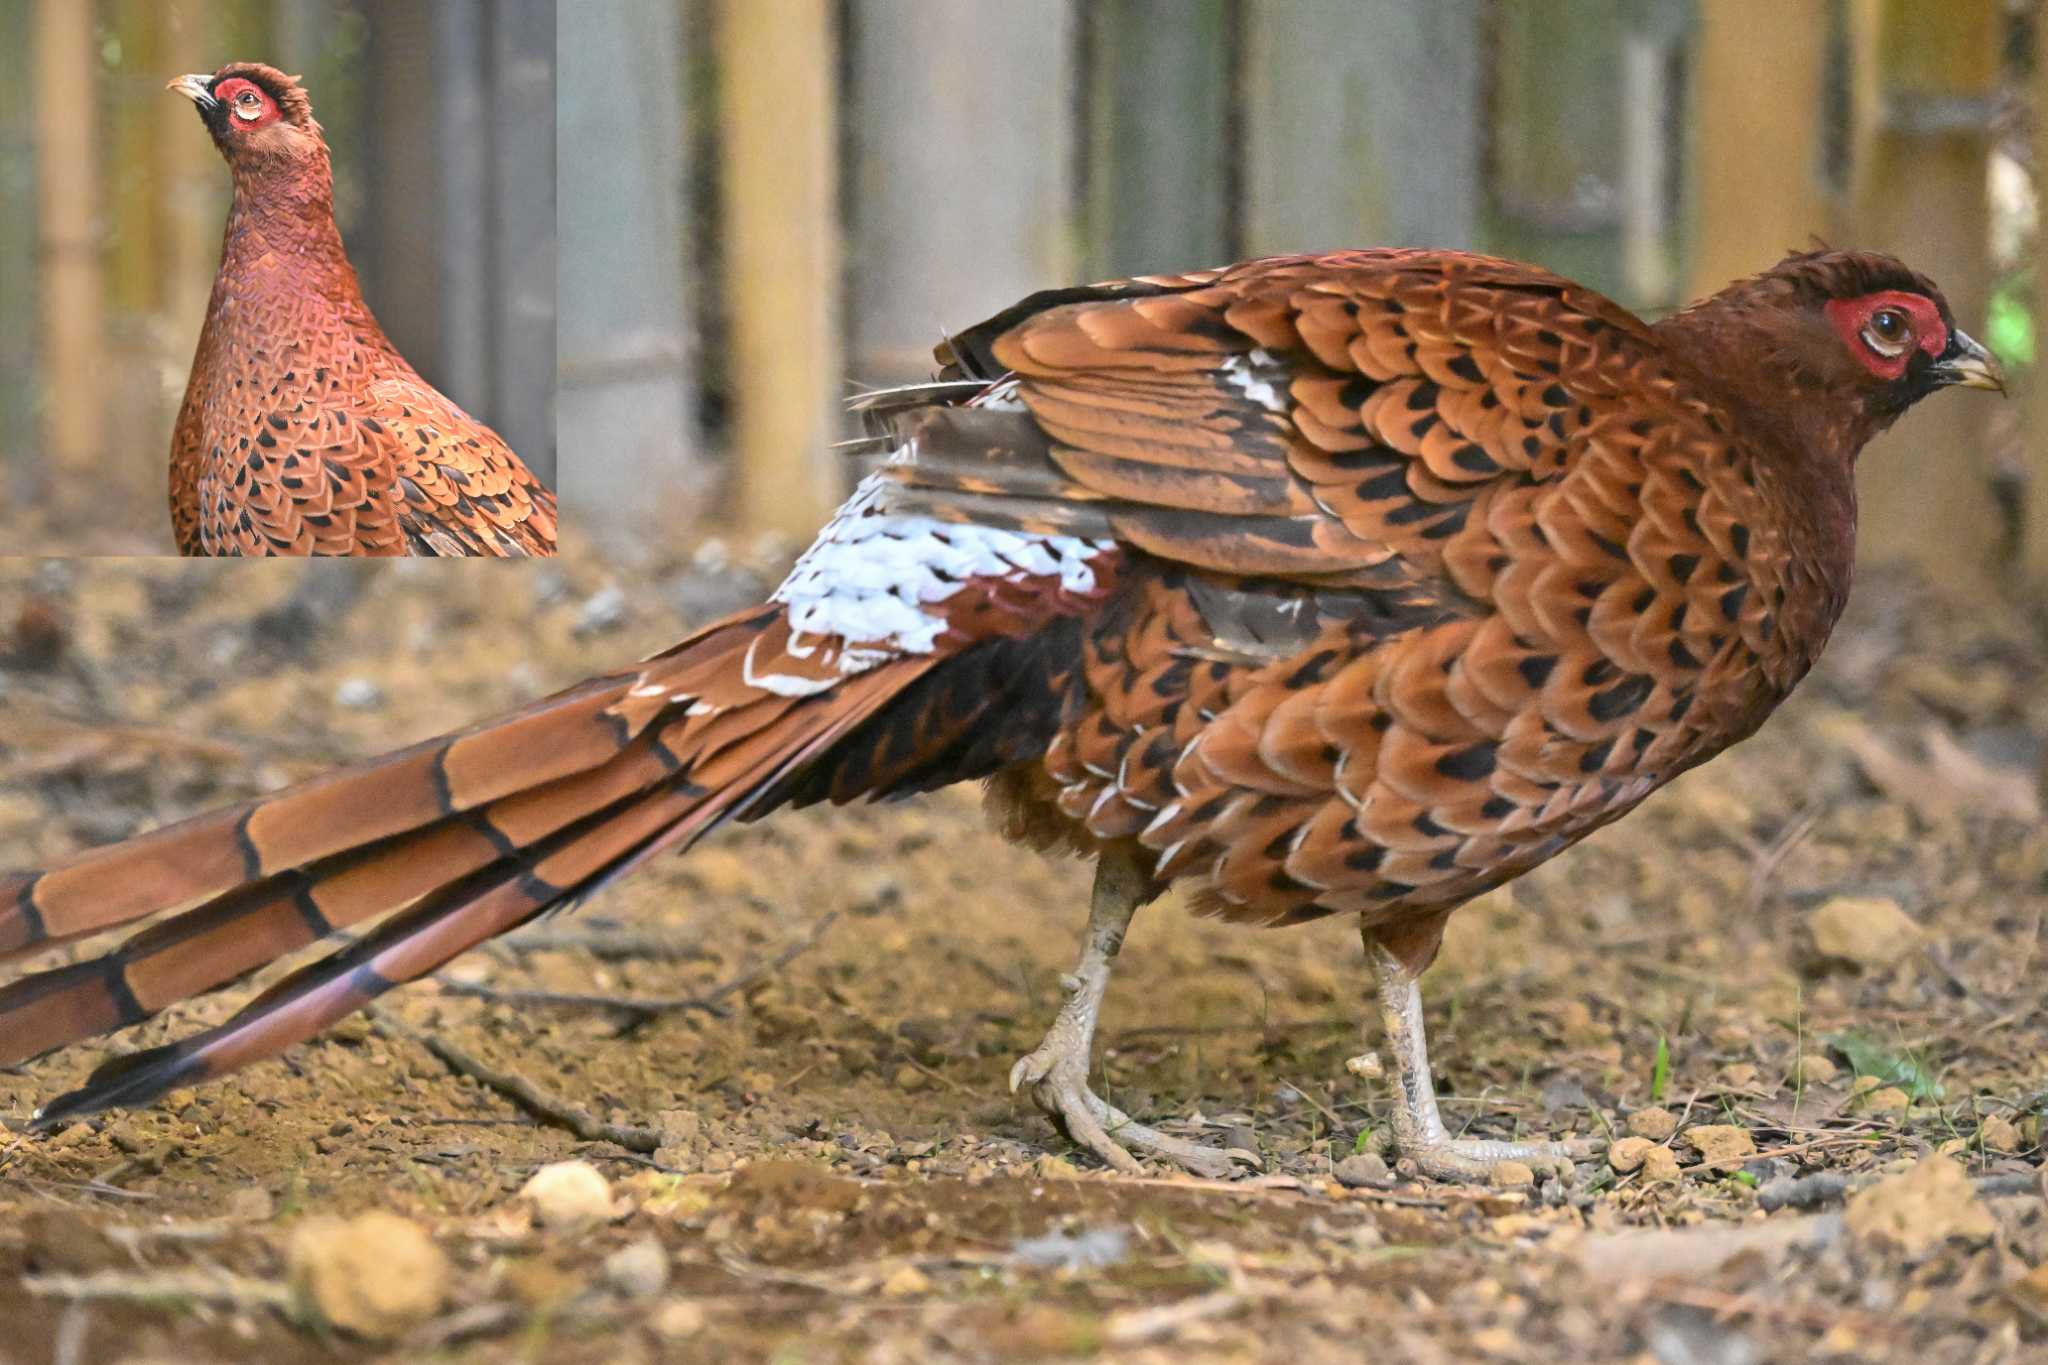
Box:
xmin=433 ymin=982 xmax=735 ymax=1021
xmin=26 ymin=1267 xmax=294 ymax=1315
xmin=439 ymin=911 xmax=841 ymax=1028
xmin=1106 ymin=1288 xmax=1246 ymax=1346
xmin=488 ymin=928 xmax=716 ymax=963
xmin=369 ymin=1008 xmax=662 ymax=1154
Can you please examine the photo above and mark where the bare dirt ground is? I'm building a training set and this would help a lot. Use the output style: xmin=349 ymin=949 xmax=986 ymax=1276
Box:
xmin=2 ymin=540 xmax=2046 ymax=1363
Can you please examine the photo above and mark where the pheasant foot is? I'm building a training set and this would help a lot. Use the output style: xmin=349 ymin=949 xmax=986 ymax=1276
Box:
xmin=1010 ymin=849 xmax=1245 ymax=1179
xmin=1009 ymin=1024 xmax=1238 ymax=1179
xmin=1362 ymin=925 xmax=1601 ymax=1185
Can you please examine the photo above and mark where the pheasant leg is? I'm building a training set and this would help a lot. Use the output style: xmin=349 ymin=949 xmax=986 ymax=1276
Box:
xmin=1363 ymin=929 xmax=1596 ymax=1183
xmin=1010 ymin=851 xmax=1239 ymax=1179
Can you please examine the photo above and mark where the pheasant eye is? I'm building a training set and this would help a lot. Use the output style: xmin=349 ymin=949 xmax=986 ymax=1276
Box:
xmin=233 ymin=89 xmax=264 ymax=120
xmin=1861 ymin=308 xmax=1911 ymax=357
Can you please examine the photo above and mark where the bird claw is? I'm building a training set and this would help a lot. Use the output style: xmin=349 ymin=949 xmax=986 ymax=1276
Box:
xmin=1009 ymin=1041 xmax=1245 ymax=1180
xmin=1392 ymin=1135 xmax=1600 ymax=1186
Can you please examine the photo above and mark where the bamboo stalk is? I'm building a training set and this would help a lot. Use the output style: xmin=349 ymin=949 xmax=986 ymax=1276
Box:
xmin=1686 ymin=0 xmax=1829 ymax=303
xmin=2027 ymin=13 xmax=2048 ymax=580
xmin=1844 ymin=0 xmax=2000 ymax=590
xmin=33 ymin=0 xmax=104 ymax=496
xmin=716 ymin=0 xmax=841 ymax=539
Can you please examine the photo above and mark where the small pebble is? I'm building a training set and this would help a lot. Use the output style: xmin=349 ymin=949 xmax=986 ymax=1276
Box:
xmin=1334 ymin=1153 xmax=1391 ymax=1188
xmin=520 ymin=1159 xmax=616 ymax=1231
xmin=892 ymin=1064 xmax=928 ymax=1092
xmin=880 ymin=1265 xmax=933 ymax=1297
xmin=1488 ymin=1160 xmax=1535 ymax=1188
xmin=1609 ymin=1137 xmax=1655 ymax=1173
xmin=651 ymin=1300 xmax=707 ymax=1339
xmin=1626 ymin=1106 xmax=1677 ymax=1142
xmin=1796 ymin=1052 xmax=1839 ymax=1084
xmin=575 ymin=585 xmax=629 ymax=635
xmin=288 ymin=1212 xmax=449 ymax=1340
xmin=333 ymin=678 xmax=384 ymax=710
xmin=1859 ymin=1086 xmax=1910 ymax=1116
xmin=603 ymin=1237 xmax=670 ymax=1298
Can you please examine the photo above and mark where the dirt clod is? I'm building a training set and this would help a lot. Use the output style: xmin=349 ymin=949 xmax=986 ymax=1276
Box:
xmin=1626 ymin=1106 xmax=1678 ymax=1141
xmin=1683 ymin=1124 xmax=1757 ymax=1165
xmin=1640 ymin=1146 xmax=1683 ymax=1183
xmin=1609 ymin=1137 xmax=1656 ymax=1173
xmin=1980 ymin=1115 xmax=2021 ymax=1152
xmin=1334 ymin=1152 xmax=1392 ymax=1188
xmin=1844 ymin=1157 xmax=1997 ymax=1258
xmin=1489 ymin=1160 xmax=1536 ymax=1188
xmin=225 ymin=1187 xmax=274 ymax=1221
xmin=1808 ymin=895 xmax=1922 ymax=968
xmin=287 ymin=1211 xmax=449 ymax=1341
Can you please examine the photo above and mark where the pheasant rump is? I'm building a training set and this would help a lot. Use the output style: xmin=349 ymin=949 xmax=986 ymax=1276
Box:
xmin=166 ymin=63 xmax=556 ymax=557
xmin=0 ymin=248 xmax=2001 ymax=1180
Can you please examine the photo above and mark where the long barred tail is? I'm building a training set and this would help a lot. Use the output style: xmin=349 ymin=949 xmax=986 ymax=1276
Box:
xmin=0 ymin=606 xmax=931 ymax=1126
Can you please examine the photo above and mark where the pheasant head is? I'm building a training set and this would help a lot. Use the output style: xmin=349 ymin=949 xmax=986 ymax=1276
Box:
xmin=167 ymin=63 xmax=329 ymax=202
xmin=1656 ymin=249 xmax=2004 ymax=470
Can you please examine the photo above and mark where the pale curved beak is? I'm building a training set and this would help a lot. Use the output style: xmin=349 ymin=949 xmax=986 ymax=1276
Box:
xmin=166 ymin=73 xmax=216 ymax=109
xmin=1935 ymin=328 xmax=2007 ymax=394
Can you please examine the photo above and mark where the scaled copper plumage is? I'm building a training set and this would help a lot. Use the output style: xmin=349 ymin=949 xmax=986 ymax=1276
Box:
xmin=167 ymin=62 xmax=556 ymax=557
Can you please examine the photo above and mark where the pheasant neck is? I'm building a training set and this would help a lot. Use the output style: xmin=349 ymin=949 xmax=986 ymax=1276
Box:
xmin=217 ymin=154 xmax=378 ymax=332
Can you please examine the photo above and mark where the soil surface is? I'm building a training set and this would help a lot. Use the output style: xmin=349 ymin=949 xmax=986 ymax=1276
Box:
xmin=2 ymin=543 xmax=2046 ymax=1363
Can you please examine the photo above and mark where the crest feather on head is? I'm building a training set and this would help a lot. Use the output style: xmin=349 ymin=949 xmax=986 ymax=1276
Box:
xmin=211 ymin=61 xmax=316 ymax=125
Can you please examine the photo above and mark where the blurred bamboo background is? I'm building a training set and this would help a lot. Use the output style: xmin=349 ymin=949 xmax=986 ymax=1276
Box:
xmin=562 ymin=0 xmax=2039 ymax=596
xmin=0 ymin=0 xmax=554 ymax=556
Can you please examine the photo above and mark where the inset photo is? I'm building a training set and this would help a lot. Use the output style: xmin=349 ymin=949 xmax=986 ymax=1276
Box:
xmin=0 ymin=0 xmax=556 ymax=555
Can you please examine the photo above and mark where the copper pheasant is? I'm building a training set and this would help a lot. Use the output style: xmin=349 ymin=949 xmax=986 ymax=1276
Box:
xmin=2 ymin=249 xmax=2000 ymax=1180
xmin=166 ymin=63 xmax=556 ymax=556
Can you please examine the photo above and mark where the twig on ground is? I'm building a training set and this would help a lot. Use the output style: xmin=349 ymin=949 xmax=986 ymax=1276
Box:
xmin=433 ymin=982 xmax=735 ymax=1020
xmin=1107 ymin=1289 xmax=1246 ymax=1346
xmin=487 ymin=928 xmax=715 ymax=963
xmin=1754 ymin=1165 xmax=2041 ymax=1212
xmin=25 ymin=1267 xmax=295 ymax=1315
xmin=439 ymin=911 xmax=841 ymax=1029
xmin=369 ymin=1007 xmax=663 ymax=1154
xmin=1757 ymin=1171 xmax=1850 ymax=1212
xmin=1644 ymin=1281 xmax=1897 ymax=1336
xmin=1745 ymin=804 xmax=1820 ymax=917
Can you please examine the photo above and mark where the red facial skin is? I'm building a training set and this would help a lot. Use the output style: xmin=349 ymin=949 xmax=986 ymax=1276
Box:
xmin=209 ymin=77 xmax=284 ymax=133
xmin=1823 ymin=290 xmax=1949 ymax=381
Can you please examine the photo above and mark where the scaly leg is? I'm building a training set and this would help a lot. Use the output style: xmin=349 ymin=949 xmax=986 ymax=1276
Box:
xmin=1010 ymin=849 xmax=1240 ymax=1179
xmin=1363 ymin=927 xmax=1597 ymax=1183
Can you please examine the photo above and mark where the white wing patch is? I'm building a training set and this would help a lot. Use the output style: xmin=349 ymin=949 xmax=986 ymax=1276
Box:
xmin=770 ymin=456 xmax=1113 ymax=675
xmin=1219 ymin=349 xmax=1289 ymax=412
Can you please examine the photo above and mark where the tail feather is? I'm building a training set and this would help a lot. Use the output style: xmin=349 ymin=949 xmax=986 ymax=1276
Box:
xmin=0 ymin=673 xmax=647 ymax=964
xmin=8 ymin=615 xmax=941 ymax=1122
xmin=0 ymin=730 xmax=686 ymax=1068
xmin=32 ymin=779 xmax=705 ymax=1128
